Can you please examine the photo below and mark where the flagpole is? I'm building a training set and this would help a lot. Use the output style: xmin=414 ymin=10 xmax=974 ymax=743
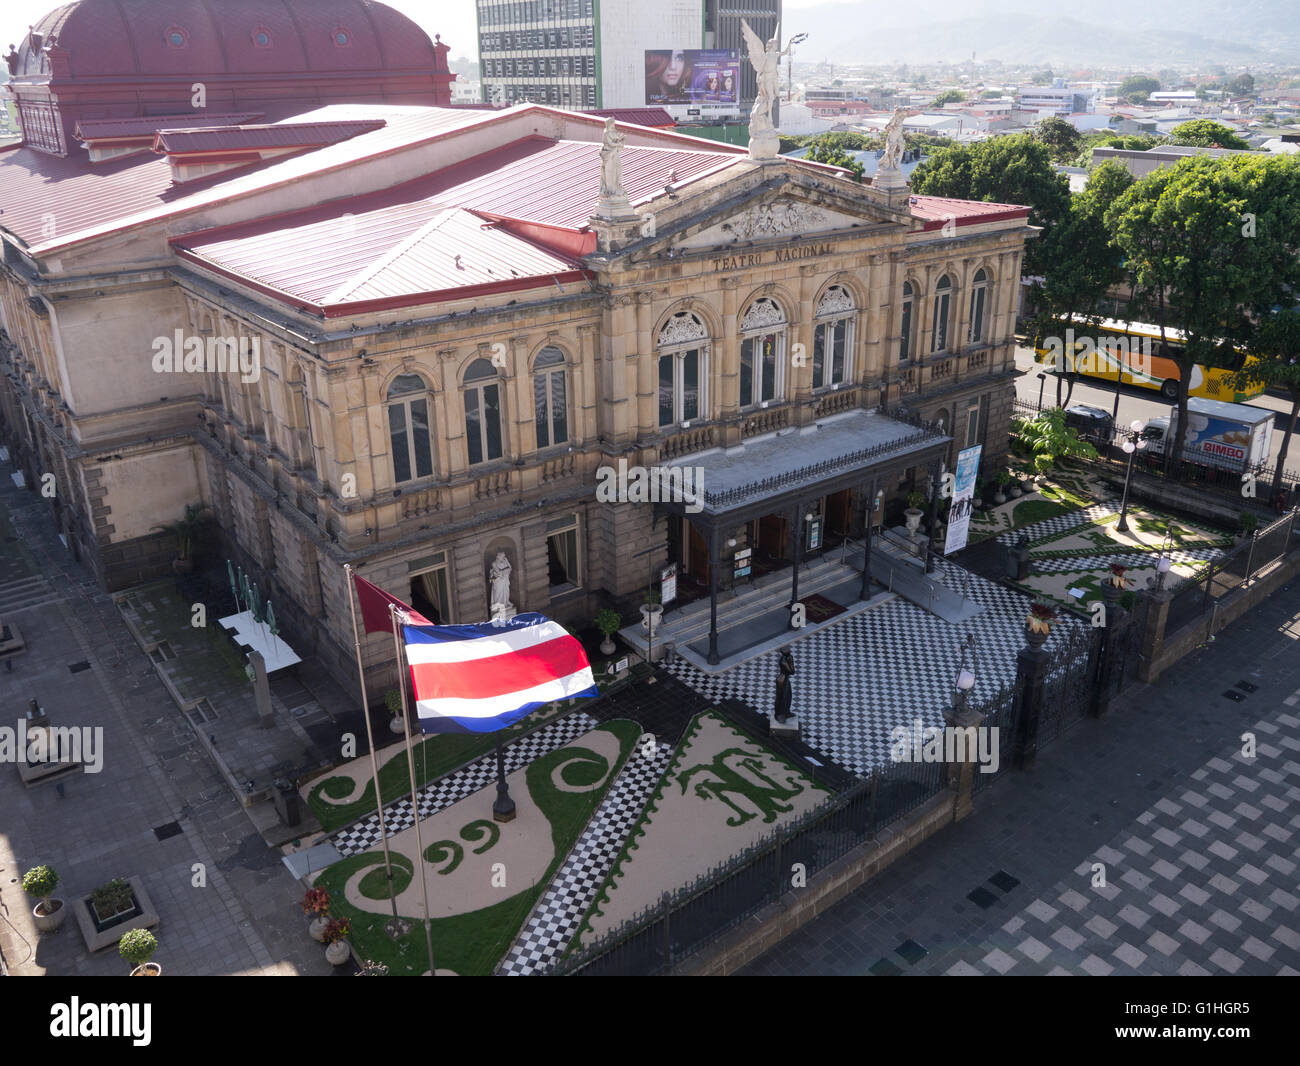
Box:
xmin=390 ymin=603 xmax=437 ymax=976
xmin=343 ymin=565 xmax=409 ymax=941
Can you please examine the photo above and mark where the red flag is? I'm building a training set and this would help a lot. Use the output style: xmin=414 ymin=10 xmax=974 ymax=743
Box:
xmin=352 ymin=574 xmax=431 ymax=634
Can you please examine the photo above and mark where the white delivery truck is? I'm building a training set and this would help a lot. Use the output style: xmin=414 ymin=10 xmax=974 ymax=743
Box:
xmin=1142 ymin=397 xmax=1274 ymax=472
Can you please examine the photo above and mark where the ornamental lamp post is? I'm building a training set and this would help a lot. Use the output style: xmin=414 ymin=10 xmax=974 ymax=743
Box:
xmin=1155 ymin=554 xmax=1172 ymax=590
xmin=1115 ymin=419 xmax=1147 ymax=534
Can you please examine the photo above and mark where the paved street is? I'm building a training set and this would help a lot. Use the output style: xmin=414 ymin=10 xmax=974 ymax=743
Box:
xmin=740 ymin=579 xmax=1300 ymax=976
xmin=0 ymin=464 xmax=332 ymax=976
xmin=1013 ymin=345 xmax=1298 ymax=475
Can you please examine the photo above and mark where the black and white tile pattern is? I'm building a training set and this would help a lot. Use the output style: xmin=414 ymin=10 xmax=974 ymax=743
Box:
xmin=997 ymin=502 xmax=1118 ymax=546
xmin=498 ymin=739 xmax=674 ymax=975
xmin=1027 ymin=546 xmax=1224 ymax=575
xmin=664 ymin=557 xmax=1083 ymax=778
xmin=330 ymin=713 xmax=598 ymax=857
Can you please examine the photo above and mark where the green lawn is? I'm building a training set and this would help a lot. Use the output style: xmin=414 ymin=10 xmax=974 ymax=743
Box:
xmin=311 ymin=719 xmax=640 ymax=975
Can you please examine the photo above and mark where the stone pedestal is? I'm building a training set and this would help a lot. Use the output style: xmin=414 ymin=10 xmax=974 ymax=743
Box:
xmin=250 ymin=650 xmax=274 ymax=729
xmin=769 ymin=713 xmax=800 ymax=739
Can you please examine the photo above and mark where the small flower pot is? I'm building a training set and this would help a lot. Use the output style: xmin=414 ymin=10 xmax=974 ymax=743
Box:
xmin=1008 ymin=485 xmax=1023 ymax=498
xmin=33 ymin=898 xmax=66 ymax=933
xmin=308 ymin=916 xmax=329 ymax=943
xmin=993 ymin=489 xmax=1007 ymax=505
xmin=903 ymin=508 xmax=923 ymax=534
xmin=130 ymin=963 xmax=162 ymax=976
xmin=389 ymin=716 xmax=405 ymax=735
xmin=325 ymin=940 xmax=351 ymax=966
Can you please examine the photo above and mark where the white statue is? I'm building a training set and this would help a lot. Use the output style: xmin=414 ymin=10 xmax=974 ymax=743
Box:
xmin=740 ymin=19 xmax=792 ymax=160
xmin=881 ymin=109 xmax=908 ymax=171
xmin=598 ymin=117 xmax=626 ymax=201
xmin=489 ymin=551 xmax=514 ymax=619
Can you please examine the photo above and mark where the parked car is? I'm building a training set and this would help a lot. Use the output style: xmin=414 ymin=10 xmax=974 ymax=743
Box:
xmin=1064 ymin=404 xmax=1114 ymax=444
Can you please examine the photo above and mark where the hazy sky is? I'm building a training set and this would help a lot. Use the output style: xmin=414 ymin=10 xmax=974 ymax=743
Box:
xmin=0 ymin=0 xmax=832 ymax=67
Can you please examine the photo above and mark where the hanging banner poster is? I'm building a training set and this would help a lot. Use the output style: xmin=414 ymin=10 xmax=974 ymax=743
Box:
xmin=943 ymin=445 xmax=982 ymax=555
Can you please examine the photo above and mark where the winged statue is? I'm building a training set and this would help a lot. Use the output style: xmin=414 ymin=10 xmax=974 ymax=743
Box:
xmin=740 ymin=18 xmax=792 ymax=154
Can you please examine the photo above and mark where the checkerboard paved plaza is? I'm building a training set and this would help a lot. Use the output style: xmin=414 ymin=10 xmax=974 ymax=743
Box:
xmin=330 ymin=714 xmax=598 ymax=856
xmin=664 ymin=556 xmax=1084 ymax=777
xmin=498 ymin=738 xmax=674 ymax=975
xmin=739 ymin=585 xmax=1300 ymax=977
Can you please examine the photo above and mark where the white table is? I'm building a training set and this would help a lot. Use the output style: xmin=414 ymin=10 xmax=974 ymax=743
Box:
xmin=218 ymin=611 xmax=302 ymax=673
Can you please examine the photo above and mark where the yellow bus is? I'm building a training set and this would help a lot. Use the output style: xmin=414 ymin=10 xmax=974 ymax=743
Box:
xmin=1033 ymin=318 xmax=1265 ymax=403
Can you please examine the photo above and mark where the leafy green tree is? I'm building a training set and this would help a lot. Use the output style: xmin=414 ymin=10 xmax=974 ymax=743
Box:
xmin=804 ymin=136 xmax=864 ymax=180
xmin=1168 ymin=119 xmax=1250 ymax=150
xmin=1118 ymin=74 xmax=1160 ymax=98
xmin=910 ymin=134 xmax=1070 ymax=276
xmin=1231 ymin=309 xmax=1300 ymax=496
xmin=1229 ymin=73 xmax=1255 ymax=96
xmin=932 ymin=89 xmax=965 ymax=106
xmin=1012 ymin=408 xmax=1099 ymax=473
xmin=1031 ymin=68 xmax=1054 ymax=85
xmin=1105 ymin=155 xmax=1297 ymax=464
xmin=1034 ymin=115 xmax=1083 ymax=163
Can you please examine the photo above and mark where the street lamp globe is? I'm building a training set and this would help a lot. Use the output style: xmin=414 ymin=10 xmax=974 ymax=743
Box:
xmin=1123 ymin=440 xmax=1135 ymax=454
xmin=956 ymin=668 xmax=975 ymax=691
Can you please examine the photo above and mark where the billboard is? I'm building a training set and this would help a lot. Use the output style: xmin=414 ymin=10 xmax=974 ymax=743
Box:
xmin=943 ymin=446 xmax=982 ymax=556
xmin=645 ymin=49 xmax=739 ymax=106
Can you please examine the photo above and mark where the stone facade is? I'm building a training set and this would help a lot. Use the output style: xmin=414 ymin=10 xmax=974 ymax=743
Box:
xmin=0 ymin=106 xmax=1028 ymax=701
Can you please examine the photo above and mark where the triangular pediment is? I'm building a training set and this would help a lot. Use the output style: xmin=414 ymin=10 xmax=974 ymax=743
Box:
xmin=674 ymin=196 xmax=887 ymax=251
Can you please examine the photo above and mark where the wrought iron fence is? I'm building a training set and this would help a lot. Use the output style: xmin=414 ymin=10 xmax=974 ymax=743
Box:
xmin=547 ymin=754 xmax=950 ymax=976
xmin=1164 ymin=509 xmax=1300 ymax=637
xmin=970 ymin=680 xmax=1018 ymax=796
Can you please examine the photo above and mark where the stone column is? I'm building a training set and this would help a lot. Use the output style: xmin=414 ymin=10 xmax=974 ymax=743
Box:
xmin=250 ymin=649 xmax=274 ymax=729
xmin=944 ymin=698 xmax=983 ymax=822
xmin=1138 ymin=586 xmax=1173 ymax=684
xmin=718 ymin=278 xmax=741 ymax=424
xmin=1011 ymin=625 xmax=1051 ymax=770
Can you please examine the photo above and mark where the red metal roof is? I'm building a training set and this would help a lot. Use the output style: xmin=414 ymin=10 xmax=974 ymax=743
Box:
xmin=76 ymin=113 xmax=266 ymax=142
xmin=908 ymin=194 xmax=1031 ymax=229
xmin=585 ymin=108 xmax=676 ymax=128
xmin=169 ymin=135 xmax=740 ymax=310
xmin=174 ymin=206 xmax=586 ymax=316
xmin=153 ymin=120 xmax=385 ymax=155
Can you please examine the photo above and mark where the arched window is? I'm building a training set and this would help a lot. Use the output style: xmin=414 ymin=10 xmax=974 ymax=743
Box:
xmin=739 ymin=297 xmax=786 ymax=408
xmin=968 ymin=268 xmax=989 ymax=344
xmin=657 ymin=311 xmax=708 ymax=428
xmin=813 ymin=285 xmax=855 ymax=389
xmin=464 ymin=359 xmax=503 ymax=466
xmin=900 ymin=281 xmax=914 ymax=363
xmin=387 ymin=373 xmax=433 ymax=484
xmin=533 ymin=346 xmax=568 ymax=448
xmin=931 ymin=274 xmax=952 ymax=354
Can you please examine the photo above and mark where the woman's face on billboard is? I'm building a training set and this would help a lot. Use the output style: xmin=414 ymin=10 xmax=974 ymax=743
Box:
xmin=665 ymin=51 xmax=686 ymax=87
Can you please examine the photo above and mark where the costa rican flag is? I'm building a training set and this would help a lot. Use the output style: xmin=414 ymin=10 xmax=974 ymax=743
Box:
xmin=402 ymin=613 xmax=598 ymax=734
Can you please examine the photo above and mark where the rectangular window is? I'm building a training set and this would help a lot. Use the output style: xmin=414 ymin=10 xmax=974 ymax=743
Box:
xmin=483 ymin=383 xmax=502 ymax=461
xmin=658 ymin=354 xmax=675 ymax=427
xmin=681 ymin=349 xmax=699 ymax=421
xmin=464 ymin=390 xmax=482 ymax=466
xmin=899 ymin=300 xmax=912 ymax=362
xmin=831 ymin=320 xmax=846 ymax=384
xmin=966 ymin=405 xmax=980 ymax=448
xmin=812 ymin=326 xmax=826 ymax=388
xmin=970 ymin=287 xmax=986 ymax=343
xmin=933 ymin=292 xmax=951 ymax=353
xmin=410 ymin=399 xmax=433 ymax=479
xmin=389 ymin=405 xmax=411 ymax=483
xmin=546 ymin=515 xmax=581 ymax=592
xmin=550 ymin=371 xmax=568 ymax=444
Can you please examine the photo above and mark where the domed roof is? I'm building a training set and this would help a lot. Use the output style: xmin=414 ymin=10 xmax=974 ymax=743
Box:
xmin=10 ymin=0 xmax=437 ymax=81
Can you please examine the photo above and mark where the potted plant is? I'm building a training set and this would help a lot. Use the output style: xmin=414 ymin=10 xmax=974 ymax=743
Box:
xmin=152 ymin=502 xmax=211 ymax=574
xmin=903 ymin=490 xmax=926 ymax=535
xmin=385 ymin=688 xmax=404 ymax=735
xmin=1025 ymin=599 xmax=1058 ymax=648
xmin=639 ymin=589 xmax=663 ymax=635
xmin=89 ymin=877 xmax=137 ymax=930
xmin=991 ymin=470 xmax=1011 ymax=505
xmin=1235 ymin=511 xmax=1257 ymax=546
xmin=119 ymin=928 xmax=160 ymax=976
xmin=301 ymin=886 xmax=331 ymax=942
xmin=594 ymin=608 xmax=621 ymax=656
xmin=22 ymin=865 xmax=65 ymax=933
xmin=974 ymin=476 xmax=990 ymax=511
xmin=322 ymin=916 xmax=352 ymax=966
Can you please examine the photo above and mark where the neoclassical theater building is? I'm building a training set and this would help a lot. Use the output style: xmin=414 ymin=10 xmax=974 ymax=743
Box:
xmin=0 ymin=1 xmax=1031 ymax=691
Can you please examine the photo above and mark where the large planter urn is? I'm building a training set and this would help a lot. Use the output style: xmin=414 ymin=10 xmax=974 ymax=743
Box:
xmin=130 ymin=963 xmax=162 ymax=977
xmin=309 ymin=916 xmax=329 ymax=943
xmin=389 ymin=716 xmax=404 ymax=734
xmin=33 ymin=898 xmax=66 ymax=933
xmin=639 ymin=604 xmax=663 ymax=635
xmin=599 ymin=635 xmax=615 ymax=656
xmin=325 ymin=940 xmax=350 ymax=966
xmin=1008 ymin=484 xmax=1023 ymax=499
xmin=993 ymin=488 xmax=1007 ymax=505
xmin=903 ymin=508 xmax=923 ymax=535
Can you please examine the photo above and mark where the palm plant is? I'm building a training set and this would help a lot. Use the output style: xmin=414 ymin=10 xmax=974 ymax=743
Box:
xmin=153 ymin=502 xmax=212 ymax=560
xmin=1016 ymin=408 xmax=1098 ymax=473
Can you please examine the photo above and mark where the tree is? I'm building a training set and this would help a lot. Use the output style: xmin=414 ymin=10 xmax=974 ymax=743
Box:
xmin=1232 ymin=310 xmax=1300 ymax=497
xmin=1105 ymin=156 xmax=1292 ymax=465
xmin=1117 ymin=74 xmax=1160 ymax=98
xmin=1031 ymin=68 xmax=1054 ymax=85
xmin=1169 ymin=119 xmax=1250 ymax=150
xmin=1034 ymin=115 xmax=1082 ymax=163
xmin=804 ymin=136 xmax=864 ymax=180
xmin=932 ymin=89 xmax=965 ymax=106
xmin=1229 ymin=73 xmax=1256 ymax=96
xmin=1035 ymin=160 xmax=1135 ymax=406
xmin=910 ymin=134 xmax=1071 ymax=277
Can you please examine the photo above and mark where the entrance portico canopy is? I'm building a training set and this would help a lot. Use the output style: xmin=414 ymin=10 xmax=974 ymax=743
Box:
xmin=654 ymin=407 xmax=952 ymax=663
